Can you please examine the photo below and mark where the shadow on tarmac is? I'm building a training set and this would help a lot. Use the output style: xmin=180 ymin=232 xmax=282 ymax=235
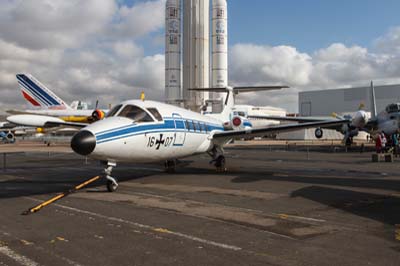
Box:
xmin=291 ymin=185 xmax=400 ymax=226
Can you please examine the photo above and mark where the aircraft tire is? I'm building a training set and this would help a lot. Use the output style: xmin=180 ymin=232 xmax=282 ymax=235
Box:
xmin=107 ymin=179 xmax=118 ymax=192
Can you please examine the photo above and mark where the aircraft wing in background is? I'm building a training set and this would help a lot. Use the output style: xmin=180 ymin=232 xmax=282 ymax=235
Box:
xmin=7 ymin=114 xmax=88 ymax=128
xmin=212 ymin=119 xmax=350 ymax=142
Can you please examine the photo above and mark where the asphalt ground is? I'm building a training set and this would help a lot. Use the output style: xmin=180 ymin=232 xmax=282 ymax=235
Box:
xmin=0 ymin=143 xmax=400 ymax=265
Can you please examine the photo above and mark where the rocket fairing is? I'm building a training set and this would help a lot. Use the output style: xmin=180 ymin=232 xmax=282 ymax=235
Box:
xmin=183 ymin=0 xmax=210 ymax=111
xmin=165 ymin=0 xmax=181 ymax=104
xmin=212 ymin=0 xmax=228 ymax=89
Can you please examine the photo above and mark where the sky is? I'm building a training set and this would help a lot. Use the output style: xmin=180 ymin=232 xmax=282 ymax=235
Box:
xmin=1 ymin=0 xmax=400 ymax=113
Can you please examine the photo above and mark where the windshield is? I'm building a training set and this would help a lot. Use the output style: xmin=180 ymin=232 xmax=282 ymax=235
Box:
xmin=106 ymin=104 xmax=123 ymax=117
xmin=117 ymin=105 xmax=154 ymax=122
xmin=386 ymin=103 xmax=400 ymax=114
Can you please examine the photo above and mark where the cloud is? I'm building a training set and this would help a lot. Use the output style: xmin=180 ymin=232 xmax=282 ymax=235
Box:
xmin=230 ymin=44 xmax=312 ymax=86
xmin=374 ymin=26 xmax=400 ymax=55
xmin=1 ymin=0 xmax=400 ymax=114
xmin=0 ymin=0 xmax=117 ymax=50
xmin=229 ymin=31 xmax=400 ymax=111
xmin=0 ymin=0 xmax=166 ymax=111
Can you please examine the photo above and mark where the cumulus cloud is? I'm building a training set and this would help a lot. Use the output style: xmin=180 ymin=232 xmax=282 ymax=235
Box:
xmin=230 ymin=31 xmax=400 ymax=111
xmin=0 ymin=0 xmax=166 ymax=111
xmin=1 ymin=0 xmax=400 ymax=114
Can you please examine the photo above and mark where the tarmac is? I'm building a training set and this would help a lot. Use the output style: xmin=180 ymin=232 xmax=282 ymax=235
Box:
xmin=0 ymin=141 xmax=400 ymax=266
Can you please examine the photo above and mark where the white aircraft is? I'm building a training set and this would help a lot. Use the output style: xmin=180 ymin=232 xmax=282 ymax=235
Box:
xmin=65 ymin=86 xmax=348 ymax=192
xmin=254 ymin=81 xmax=400 ymax=145
xmin=7 ymin=74 xmax=107 ymax=125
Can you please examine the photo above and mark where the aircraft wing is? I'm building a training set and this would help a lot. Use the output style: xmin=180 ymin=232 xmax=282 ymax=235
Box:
xmin=247 ymin=115 xmax=345 ymax=131
xmin=0 ymin=122 xmax=17 ymax=130
xmin=247 ymin=115 xmax=329 ymax=122
xmin=7 ymin=114 xmax=87 ymax=128
xmin=212 ymin=119 xmax=350 ymax=141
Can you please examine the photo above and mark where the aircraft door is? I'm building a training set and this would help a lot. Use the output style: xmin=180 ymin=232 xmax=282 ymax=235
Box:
xmin=172 ymin=113 xmax=186 ymax=146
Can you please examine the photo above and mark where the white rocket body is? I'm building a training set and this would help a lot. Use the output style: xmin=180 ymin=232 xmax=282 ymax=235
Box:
xmin=212 ymin=0 xmax=228 ymax=89
xmin=183 ymin=0 xmax=210 ymax=111
xmin=165 ymin=0 xmax=181 ymax=104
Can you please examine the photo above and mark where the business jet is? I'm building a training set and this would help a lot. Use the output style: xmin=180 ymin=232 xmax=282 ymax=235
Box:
xmin=63 ymin=86 xmax=348 ymax=192
xmin=254 ymin=82 xmax=400 ymax=145
xmin=7 ymin=74 xmax=107 ymax=125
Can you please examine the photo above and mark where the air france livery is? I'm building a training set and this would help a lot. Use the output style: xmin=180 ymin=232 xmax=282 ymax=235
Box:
xmin=8 ymin=74 xmax=107 ymax=124
xmin=69 ymin=87 xmax=348 ymax=192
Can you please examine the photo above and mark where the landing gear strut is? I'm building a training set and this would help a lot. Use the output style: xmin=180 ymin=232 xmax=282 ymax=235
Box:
xmin=164 ymin=159 xmax=176 ymax=173
xmin=208 ymin=146 xmax=227 ymax=172
xmin=104 ymin=162 xmax=118 ymax=192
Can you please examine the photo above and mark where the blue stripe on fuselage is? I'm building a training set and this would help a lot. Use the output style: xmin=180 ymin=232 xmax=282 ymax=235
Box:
xmin=95 ymin=119 xmax=224 ymax=144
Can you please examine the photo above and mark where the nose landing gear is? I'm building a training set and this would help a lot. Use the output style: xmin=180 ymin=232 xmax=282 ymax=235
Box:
xmin=104 ymin=162 xmax=118 ymax=192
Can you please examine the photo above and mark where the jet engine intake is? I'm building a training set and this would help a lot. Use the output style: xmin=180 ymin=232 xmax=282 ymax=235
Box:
xmin=91 ymin=109 xmax=105 ymax=121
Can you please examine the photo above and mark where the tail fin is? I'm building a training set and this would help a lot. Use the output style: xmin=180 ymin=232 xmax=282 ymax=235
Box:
xmin=370 ymin=81 xmax=377 ymax=119
xmin=189 ymin=85 xmax=288 ymax=121
xmin=16 ymin=73 xmax=71 ymax=109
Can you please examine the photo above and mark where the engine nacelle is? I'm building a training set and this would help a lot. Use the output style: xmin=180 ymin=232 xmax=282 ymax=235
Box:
xmin=91 ymin=109 xmax=105 ymax=121
xmin=229 ymin=116 xmax=252 ymax=131
xmin=6 ymin=131 xmax=14 ymax=141
xmin=1 ymin=131 xmax=15 ymax=143
xmin=351 ymin=110 xmax=368 ymax=129
xmin=379 ymin=119 xmax=399 ymax=135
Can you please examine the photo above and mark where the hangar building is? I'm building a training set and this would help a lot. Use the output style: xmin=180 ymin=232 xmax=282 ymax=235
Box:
xmin=298 ymin=83 xmax=400 ymax=116
xmin=279 ymin=83 xmax=400 ymax=140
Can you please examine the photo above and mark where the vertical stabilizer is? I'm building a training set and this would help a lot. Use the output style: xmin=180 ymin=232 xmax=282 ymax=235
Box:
xmin=370 ymin=81 xmax=377 ymax=119
xmin=16 ymin=74 xmax=71 ymax=109
xmin=219 ymin=87 xmax=234 ymax=121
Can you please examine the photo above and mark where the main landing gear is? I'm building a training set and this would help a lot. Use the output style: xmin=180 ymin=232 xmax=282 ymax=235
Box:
xmin=103 ymin=162 xmax=118 ymax=192
xmin=164 ymin=159 xmax=176 ymax=173
xmin=208 ymin=146 xmax=227 ymax=172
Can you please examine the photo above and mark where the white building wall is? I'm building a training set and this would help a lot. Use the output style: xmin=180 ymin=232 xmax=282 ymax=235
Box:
xmin=299 ymin=84 xmax=400 ymax=116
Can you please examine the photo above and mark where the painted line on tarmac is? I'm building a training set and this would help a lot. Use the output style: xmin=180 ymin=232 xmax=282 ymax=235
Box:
xmin=25 ymin=197 xmax=242 ymax=251
xmin=0 ymin=245 xmax=40 ymax=266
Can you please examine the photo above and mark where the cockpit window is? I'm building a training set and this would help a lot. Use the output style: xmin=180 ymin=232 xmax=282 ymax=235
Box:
xmin=106 ymin=104 xmax=123 ymax=117
xmin=147 ymin=108 xmax=163 ymax=121
xmin=386 ymin=103 xmax=400 ymax=114
xmin=118 ymin=105 xmax=154 ymax=122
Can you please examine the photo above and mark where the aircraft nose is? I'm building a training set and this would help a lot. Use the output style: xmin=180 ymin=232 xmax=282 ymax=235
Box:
xmin=71 ymin=130 xmax=96 ymax=156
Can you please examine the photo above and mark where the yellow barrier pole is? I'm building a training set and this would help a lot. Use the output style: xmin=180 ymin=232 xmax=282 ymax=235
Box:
xmin=22 ymin=175 xmax=100 ymax=215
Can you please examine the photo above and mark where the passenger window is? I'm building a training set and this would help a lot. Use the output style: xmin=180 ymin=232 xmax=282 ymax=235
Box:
xmin=106 ymin=104 xmax=123 ymax=117
xmin=147 ymin=108 xmax=163 ymax=121
xmin=118 ymin=105 xmax=154 ymax=122
xmin=197 ymin=122 xmax=202 ymax=132
xmin=185 ymin=120 xmax=190 ymax=131
xmin=200 ymin=123 xmax=206 ymax=132
xmin=193 ymin=121 xmax=197 ymax=131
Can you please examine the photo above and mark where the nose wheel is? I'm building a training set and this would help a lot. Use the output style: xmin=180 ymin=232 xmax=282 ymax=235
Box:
xmin=104 ymin=162 xmax=118 ymax=192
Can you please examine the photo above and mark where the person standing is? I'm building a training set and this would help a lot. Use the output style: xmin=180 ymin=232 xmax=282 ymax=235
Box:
xmin=381 ymin=132 xmax=387 ymax=153
xmin=375 ymin=133 xmax=382 ymax=153
xmin=392 ymin=132 xmax=399 ymax=157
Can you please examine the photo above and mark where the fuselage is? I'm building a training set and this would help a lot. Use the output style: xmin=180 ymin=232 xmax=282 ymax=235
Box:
xmin=72 ymin=100 xmax=225 ymax=163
